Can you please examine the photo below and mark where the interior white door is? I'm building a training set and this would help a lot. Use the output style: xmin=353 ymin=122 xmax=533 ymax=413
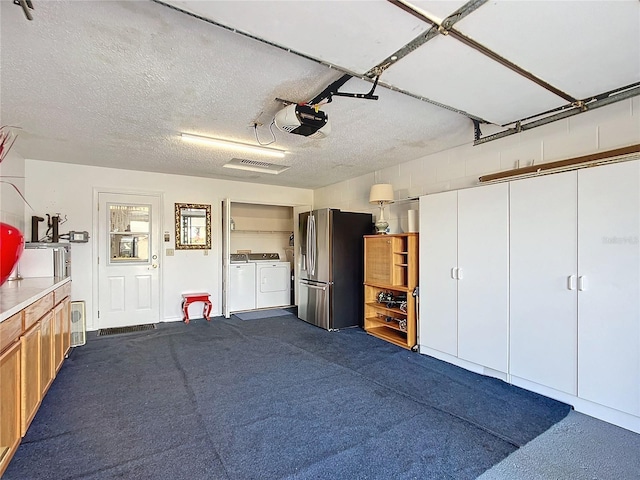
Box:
xmin=457 ymin=183 xmax=509 ymax=373
xmin=419 ymin=190 xmax=458 ymax=356
xmin=509 ymin=171 xmax=578 ymax=394
xmin=98 ymin=192 xmax=161 ymax=328
xmin=222 ymin=198 xmax=231 ymax=318
xmin=577 ymin=160 xmax=640 ymax=415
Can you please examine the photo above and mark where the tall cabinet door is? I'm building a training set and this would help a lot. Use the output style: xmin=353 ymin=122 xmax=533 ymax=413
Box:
xmin=578 ymin=160 xmax=640 ymax=415
xmin=419 ymin=191 xmax=458 ymax=355
xmin=510 ymin=171 xmax=578 ymax=394
xmin=457 ymin=183 xmax=509 ymax=373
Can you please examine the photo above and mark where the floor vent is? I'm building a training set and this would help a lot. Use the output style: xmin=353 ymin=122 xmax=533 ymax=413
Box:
xmin=98 ymin=324 xmax=157 ymax=336
xmin=70 ymin=301 xmax=87 ymax=347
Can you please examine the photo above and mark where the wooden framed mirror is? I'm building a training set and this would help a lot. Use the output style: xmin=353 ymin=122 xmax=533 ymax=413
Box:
xmin=175 ymin=203 xmax=211 ymax=250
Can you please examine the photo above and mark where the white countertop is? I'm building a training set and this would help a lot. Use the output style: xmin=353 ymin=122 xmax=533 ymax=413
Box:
xmin=0 ymin=277 xmax=71 ymax=322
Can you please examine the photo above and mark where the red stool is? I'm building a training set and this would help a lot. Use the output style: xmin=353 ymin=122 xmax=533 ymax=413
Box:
xmin=181 ymin=292 xmax=212 ymax=324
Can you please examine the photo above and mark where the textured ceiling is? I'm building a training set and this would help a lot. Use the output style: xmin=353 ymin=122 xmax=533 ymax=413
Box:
xmin=1 ymin=1 xmax=638 ymax=190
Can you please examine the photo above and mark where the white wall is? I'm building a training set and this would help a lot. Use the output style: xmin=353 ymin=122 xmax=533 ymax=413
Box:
xmin=314 ymin=98 xmax=640 ymax=232
xmin=230 ymin=203 xmax=293 ymax=260
xmin=0 ymin=149 xmax=26 ymax=230
xmin=231 ymin=232 xmax=292 ymax=260
xmin=24 ymin=160 xmax=312 ymax=330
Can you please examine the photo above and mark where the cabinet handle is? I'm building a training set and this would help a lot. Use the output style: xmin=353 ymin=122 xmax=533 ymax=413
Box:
xmin=568 ymin=275 xmax=577 ymax=291
xmin=451 ymin=268 xmax=457 ymax=280
xmin=578 ymin=275 xmax=587 ymax=291
xmin=457 ymin=268 xmax=463 ymax=280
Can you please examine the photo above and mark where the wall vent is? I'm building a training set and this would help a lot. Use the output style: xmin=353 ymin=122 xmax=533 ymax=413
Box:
xmin=223 ymin=158 xmax=290 ymax=175
xmin=70 ymin=301 xmax=86 ymax=347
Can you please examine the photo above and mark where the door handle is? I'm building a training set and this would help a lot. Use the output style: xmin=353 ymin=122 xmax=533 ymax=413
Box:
xmin=151 ymin=263 xmax=158 ymax=269
xmin=578 ymin=275 xmax=587 ymax=291
xmin=568 ymin=275 xmax=577 ymax=291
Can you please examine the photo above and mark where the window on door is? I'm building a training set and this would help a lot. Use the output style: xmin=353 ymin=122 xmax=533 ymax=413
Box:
xmin=108 ymin=203 xmax=151 ymax=264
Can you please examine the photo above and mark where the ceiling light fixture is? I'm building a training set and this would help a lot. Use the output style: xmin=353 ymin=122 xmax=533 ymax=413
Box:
xmin=181 ymin=133 xmax=286 ymax=158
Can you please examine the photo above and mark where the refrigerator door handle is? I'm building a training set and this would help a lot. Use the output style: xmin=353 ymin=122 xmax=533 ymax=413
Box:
xmin=309 ymin=214 xmax=316 ymax=276
xmin=302 ymin=282 xmax=327 ymax=291
xmin=313 ymin=214 xmax=316 ymax=275
xmin=305 ymin=215 xmax=311 ymax=273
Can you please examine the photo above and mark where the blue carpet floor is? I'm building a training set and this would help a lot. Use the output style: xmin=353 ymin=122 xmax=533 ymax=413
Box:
xmin=233 ymin=308 xmax=293 ymax=320
xmin=4 ymin=314 xmax=571 ymax=480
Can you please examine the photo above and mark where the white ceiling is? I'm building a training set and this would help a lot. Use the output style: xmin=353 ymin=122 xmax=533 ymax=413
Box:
xmin=1 ymin=0 xmax=638 ymax=189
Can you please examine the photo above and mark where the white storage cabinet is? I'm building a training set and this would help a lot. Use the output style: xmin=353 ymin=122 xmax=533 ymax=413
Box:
xmin=419 ymin=183 xmax=509 ymax=374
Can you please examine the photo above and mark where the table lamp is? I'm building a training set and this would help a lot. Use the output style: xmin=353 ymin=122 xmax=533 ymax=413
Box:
xmin=369 ymin=183 xmax=394 ymax=234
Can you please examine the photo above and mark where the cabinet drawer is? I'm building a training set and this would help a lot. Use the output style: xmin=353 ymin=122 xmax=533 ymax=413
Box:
xmin=0 ymin=312 xmax=23 ymax=353
xmin=54 ymin=282 xmax=71 ymax=305
xmin=24 ymin=293 xmax=54 ymax=330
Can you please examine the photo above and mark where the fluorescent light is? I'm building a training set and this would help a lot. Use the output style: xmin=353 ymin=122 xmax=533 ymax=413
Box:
xmin=181 ymin=133 xmax=285 ymax=158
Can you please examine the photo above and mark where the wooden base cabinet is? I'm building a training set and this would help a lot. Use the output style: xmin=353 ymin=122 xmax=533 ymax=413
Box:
xmin=53 ymin=301 xmax=65 ymax=373
xmin=61 ymin=297 xmax=71 ymax=358
xmin=0 ymin=342 xmax=21 ymax=478
xmin=0 ymin=279 xmax=71 ymax=477
xmin=363 ymin=234 xmax=418 ymax=350
xmin=21 ymin=323 xmax=41 ymax=436
xmin=40 ymin=312 xmax=54 ymax=397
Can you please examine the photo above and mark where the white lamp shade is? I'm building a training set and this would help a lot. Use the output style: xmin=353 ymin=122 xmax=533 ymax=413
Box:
xmin=369 ymin=183 xmax=394 ymax=204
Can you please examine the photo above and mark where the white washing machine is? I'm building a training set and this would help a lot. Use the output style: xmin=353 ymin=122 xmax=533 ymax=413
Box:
xmin=229 ymin=254 xmax=256 ymax=312
xmin=250 ymin=253 xmax=291 ymax=309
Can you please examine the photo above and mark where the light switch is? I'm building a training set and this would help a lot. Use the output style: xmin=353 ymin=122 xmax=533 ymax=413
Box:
xmin=166 ymin=248 xmax=174 ymax=256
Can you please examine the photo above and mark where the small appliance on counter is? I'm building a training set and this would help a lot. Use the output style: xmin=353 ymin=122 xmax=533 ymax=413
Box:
xmin=19 ymin=242 xmax=71 ymax=278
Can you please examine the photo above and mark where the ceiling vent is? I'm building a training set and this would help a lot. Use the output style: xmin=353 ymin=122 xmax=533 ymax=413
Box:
xmin=223 ymin=158 xmax=290 ymax=175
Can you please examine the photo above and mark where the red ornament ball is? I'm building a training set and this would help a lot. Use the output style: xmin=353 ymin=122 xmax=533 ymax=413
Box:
xmin=0 ymin=222 xmax=25 ymax=286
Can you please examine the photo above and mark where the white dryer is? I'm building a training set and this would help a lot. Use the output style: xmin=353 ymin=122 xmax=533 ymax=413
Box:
xmin=249 ymin=253 xmax=291 ymax=309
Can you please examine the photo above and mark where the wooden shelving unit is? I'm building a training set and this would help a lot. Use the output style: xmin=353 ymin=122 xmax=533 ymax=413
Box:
xmin=363 ymin=233 xmax=418 ymax=350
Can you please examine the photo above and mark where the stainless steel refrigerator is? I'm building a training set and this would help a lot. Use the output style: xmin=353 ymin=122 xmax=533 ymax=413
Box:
xmin=298 ymin=208 xmax=373 ymax=330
